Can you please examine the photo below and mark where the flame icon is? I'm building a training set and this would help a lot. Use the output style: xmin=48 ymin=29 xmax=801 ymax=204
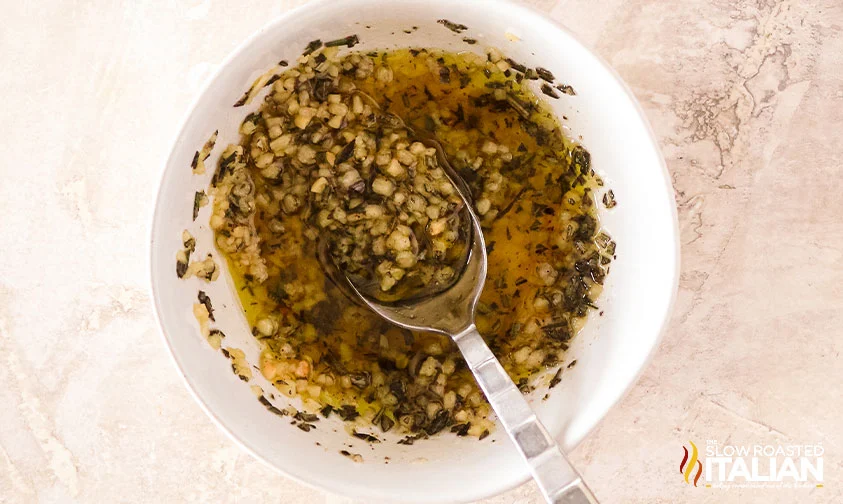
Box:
xmin=680 ymin=441 xmax=703 ymax=486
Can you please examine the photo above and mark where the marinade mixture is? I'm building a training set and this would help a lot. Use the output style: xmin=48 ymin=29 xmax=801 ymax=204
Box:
xmin=207 ymin=41 xmax=613 ymax=440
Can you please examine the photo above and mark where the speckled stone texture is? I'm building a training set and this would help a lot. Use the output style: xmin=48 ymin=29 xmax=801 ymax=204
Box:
xmin=0 ymin=0 xmax=840 ymax=502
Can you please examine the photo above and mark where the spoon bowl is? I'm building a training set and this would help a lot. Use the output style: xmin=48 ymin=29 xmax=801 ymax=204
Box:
xmin=319 ymin=131 xmax=485 ymax=330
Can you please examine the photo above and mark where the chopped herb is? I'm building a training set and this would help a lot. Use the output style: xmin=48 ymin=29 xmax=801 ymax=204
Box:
xmin=244 ymin=112 xmax=261 ymax=125
xmin=595 ymin=232 xmax=612 ymax=249
xmin=397 ymin=433 xmax=428 ymax=445
xmin=505 ymin=58 xmax=527 ymax=74
xmin=556 ymin=84 xmax=576 ymax=95
xmin=517 ymin=377 xmax=530 ymax=393
xmin=543 ymin=322 xmax=571 ymax=342
xmin=450 ymin=423 xmax=470 ymax=436
xmin=193 ymin=191 xmax=206 ymax=221
xmin=459 ymin=73 xmax=471 ymax=89
xmin=424 ymin=115 xmax=436 ymax=131
xmin=258 ymin=395 xmax=286 ymax=416
xmin=437 ymin=19 xmax=468 ymax=33
xmin=337 ymin=405 xmax=360 ymax=421
xmin=233 ymin=92 xmax=248 ymax=107
xmin=567 ymin=360 xmax=577 ymax=369
xmin=535 ymin=67 xmax=555 ymax=82
xmin=573 ymin=213 xmax=597 ymax=242
xmin=176 ymin=260 xmax=188 ymax=279
xmin=212 ymin=152 xmax=236 ymax=187
xmin=294 ymin=410 xmax=319 ymax=423
xmin=602 ymin=190 xmax=617 ymax=209
xmin=541 ymin=83 xmax=560 ymax=99
xmin=548 ymin=368 xmax=562 ymax=389
xmin=197 ymin=291 xmax=214 ymax=321
xmin=379 ymin=414 xmax=395 ymax=432
xmin=439 ymin=66 xmax=451 ymax=84
xmin=353 ymin=431 xmax=381 ymax=443
xmin=571 ymin=145 xmax=591 ymax=175
xmin=336 ymin=139 xmax=356 ymax=164
xmin=349 ymin=371 xmax=371 ymax=388
xmin=264 ymin=74 xmax=280 ymax=87
xmin=303 ymin=39 xmax=322 ymax=56
xmin=506 ymin=94 xmax=532 ymax=118
xmin=462 ymin=37 xmax=477 ymax=44
xmin=297 ymin=422 xmax=316 ymax=432
xmin=339 ymin=450 xmax=363 ymax=463
xmin=497 ymin=187 xmax=529 ymax=218
xmin=324 ymin=35 xmax=360 ymax=48
xmin=425 ymin=410 xmax=449 ymax=435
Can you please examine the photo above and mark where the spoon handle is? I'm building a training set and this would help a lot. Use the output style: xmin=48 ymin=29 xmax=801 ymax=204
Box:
xmin=453 ymin=325 xmax=599 ymax=504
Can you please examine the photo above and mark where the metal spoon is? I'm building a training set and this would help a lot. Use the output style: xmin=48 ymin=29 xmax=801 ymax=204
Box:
xmin=320 ymin=134 xmax=599 ymax=504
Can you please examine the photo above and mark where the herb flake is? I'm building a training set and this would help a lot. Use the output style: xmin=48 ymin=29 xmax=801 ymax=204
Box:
xmin=353 ymin=431 xmax=381 ymax=443
xmin=602 ymin=190 xmax=617 ymax=209
xmin=303 ymin=39 xmax=322 ymax=56
xmin=437 ymin=19 xmax=468 ymax=33
xmin=197 ymin=291 xmax=214 ymax=321
xmin=324 ymin=35 xmax=360 ymax=48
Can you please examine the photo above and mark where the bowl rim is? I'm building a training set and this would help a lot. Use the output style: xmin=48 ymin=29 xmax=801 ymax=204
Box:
xmin=148 ymin=0 xmax=680 ymax=501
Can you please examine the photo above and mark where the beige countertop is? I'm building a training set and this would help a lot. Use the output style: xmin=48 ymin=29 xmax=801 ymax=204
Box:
xmin=1 ymin=0 xmax=841 ymax=502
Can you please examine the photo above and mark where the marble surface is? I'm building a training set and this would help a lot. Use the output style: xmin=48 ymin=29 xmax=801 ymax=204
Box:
xmin=1 ymin=0 xmax=841 ymax=502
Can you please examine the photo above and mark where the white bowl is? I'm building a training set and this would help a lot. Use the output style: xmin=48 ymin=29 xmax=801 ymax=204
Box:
xmin=149 ymin=0 xmax=679 ymax=501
